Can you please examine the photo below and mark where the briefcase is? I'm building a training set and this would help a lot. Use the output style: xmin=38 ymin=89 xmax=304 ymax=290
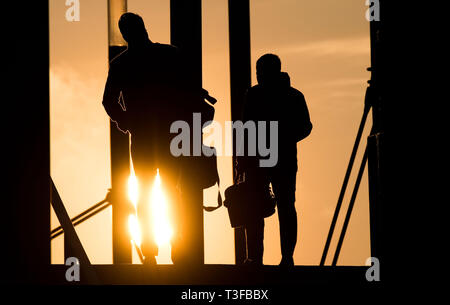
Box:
xmin=223 ymin=181 xmax=276 ymax=228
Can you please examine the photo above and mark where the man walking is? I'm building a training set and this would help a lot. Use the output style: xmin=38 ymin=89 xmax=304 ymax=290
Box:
xmin=102 ymin=13 xmax=190 ymax=265
xmin=239 ymin=54 xmax=312 ymax=267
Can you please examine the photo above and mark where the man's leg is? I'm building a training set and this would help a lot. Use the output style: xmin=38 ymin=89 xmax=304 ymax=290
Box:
xmin=130 ymin=135 xmax=159 ymax=264
xmin=135 ymin=169 xmax=159 ymax=264
xmin=156 ymin=162 xmax=183 ymax=265
xmin=245 ymin=218 xmax=264 ymax=265
xmin=242 ymin=169 xmax=269 ymax=265
xmin=271 ymin=168 xmax=298 ymax=266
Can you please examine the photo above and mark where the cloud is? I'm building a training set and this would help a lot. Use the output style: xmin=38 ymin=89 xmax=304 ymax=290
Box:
xmin=323 ymin=78 xmax=369 ymax=87
xmin=50 ymin=66 xmax=111 ymax=214
xmin=276 ymin=36 xmax=370 ymax=57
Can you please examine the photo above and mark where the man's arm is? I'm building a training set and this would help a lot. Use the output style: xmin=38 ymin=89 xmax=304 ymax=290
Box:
xmin=102 ymin=65 xmax=127 ymax=133
xmin=292 ymin=90 xmax=312 ymax=142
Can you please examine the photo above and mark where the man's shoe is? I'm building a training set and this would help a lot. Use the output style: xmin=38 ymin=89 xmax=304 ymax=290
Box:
xmin=243 ymin=259 xmax=263 ymax=267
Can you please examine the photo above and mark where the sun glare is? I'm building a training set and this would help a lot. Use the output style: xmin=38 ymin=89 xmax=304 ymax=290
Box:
xmin=150 ymin=169 xmax=174 ymax=247
xmin=127 ymin=167 xmax=173 ymax=263
xmin=128 ymin=172 xmax=139 ymax=210
xmin=127 ymin=214 xmax=141 ymax=247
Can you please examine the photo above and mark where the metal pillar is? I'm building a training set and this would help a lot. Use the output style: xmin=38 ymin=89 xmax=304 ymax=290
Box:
xmin=4 ymin=1 xmax=50 ymax=283
xmin=107 ymin=0 xmax=132 ymax=264
xmin=170 ymin=0 xmax=202 ymax=89
xmin=367 ymin=1 xmax=385 ymax=264
xmin=170 ymin=0 xmax=204 ymax=265
xmin=228 ymin=0 xmax=251 ymax=265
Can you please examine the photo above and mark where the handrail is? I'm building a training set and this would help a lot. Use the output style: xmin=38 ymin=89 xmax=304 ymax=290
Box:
xmin=332 ymin=145 xmax=369 ymax=265
xmin=50 ymin=188 xmax=143 ymax=264
xmin=51 ymin=191 xmax=112 ymax=240
xmin=320 ymin=86 xmax=373 ymax=266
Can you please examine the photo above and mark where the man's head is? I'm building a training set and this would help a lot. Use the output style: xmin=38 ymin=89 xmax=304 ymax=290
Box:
xmin=119 ymin=13 xmax=149 ymax=44
xmin=256 ymin=53 xmax=281 ymax=85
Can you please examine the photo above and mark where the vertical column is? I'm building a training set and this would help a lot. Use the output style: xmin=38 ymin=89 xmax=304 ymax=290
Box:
xmin=228 ymin=0 xmax=251 ymax=265
xmin=5 ymin=1 xmax=50 ymax=282
xmin=170 ymin=0 xmax=204 ymax=265
xmin=107 ymin=0 xmax=131 ymax=264
xmin=367 ymin=1 xmax=384 ymax=265
xmin=170 ymin=0 xmax=202 ymax=88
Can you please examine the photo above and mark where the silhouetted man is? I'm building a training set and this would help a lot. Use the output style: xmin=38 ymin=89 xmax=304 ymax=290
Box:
xmin=239 ymin=54 xmax=312 ymax=267
xmin=102 ymin=13 xmax=191 ymax=265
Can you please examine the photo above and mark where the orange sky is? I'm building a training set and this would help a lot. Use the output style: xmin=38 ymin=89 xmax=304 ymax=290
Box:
xmin=50 ymin=0 xmax=371 ymax=266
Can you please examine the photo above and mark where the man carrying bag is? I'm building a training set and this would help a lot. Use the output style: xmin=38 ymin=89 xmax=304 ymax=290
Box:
xmin=228 ymin=54 xmax=312 ymax=267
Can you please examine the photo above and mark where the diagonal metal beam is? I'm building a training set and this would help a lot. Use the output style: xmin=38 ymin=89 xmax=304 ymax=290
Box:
xmin=51 ymin=179 xmax=98 ymax=282
xmin=332 ymin=146 xmax=369 ymax=266
xmin=50 ymin=179 xmax=91 ymax=265
xmin=320 ymin=102 xmax=371 ymax=266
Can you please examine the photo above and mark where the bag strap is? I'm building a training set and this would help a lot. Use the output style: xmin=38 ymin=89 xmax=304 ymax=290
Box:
xmin=201 ymin=88 xmax=221 ymax=212
xmin=203 ymin=177 xmax=223 ymax=212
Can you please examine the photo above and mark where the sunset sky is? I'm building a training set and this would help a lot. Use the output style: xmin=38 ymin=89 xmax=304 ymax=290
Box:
xmin=50 ymin=0 xmax=372 ymax=266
